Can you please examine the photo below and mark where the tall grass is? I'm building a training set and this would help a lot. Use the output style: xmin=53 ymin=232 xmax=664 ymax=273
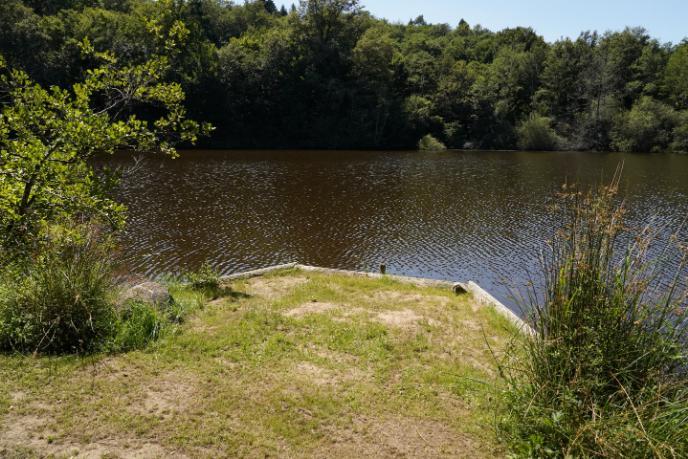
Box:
xmin=0 ymin=226 xmax=204 ymax=355
xmin=501 ymin=170 xmax=688 ymax=457
xmin=112 ymin=300 xmax=164 ymax=352
xmin=0 ymin=229 xmax=118 ymax=354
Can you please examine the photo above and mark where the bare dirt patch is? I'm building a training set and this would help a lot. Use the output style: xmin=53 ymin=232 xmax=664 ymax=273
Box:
xmin=9 ymin=391 xmax=27 ymax=403
xmin=294 ymin=362 xmax=368 ymax=387
xmin=0 ymin=414 xmax=50 ymax=449
xmin=372 ymin=290 xmax=452 ymax=307
xmin=339 ymin=306 xmax=373 ymax=318
xmin=0 ymin=418 xmax=181 ymax=459
xmin=100 ymin=443 xmax=172 ymax=458
xmin=330 ymin=307 xmax=373 ymax=323
xmin=129 ymin=373 xmax=197 ymax=418
xmin=303 ymin=345 xmax=361 ymax=366
xmin=244 ymin=276 xmax=310 ymax=299
xmin=0 ymin=411 xmax=166 ymax=459
xmin=295 ymin=363 xmax=336 ymax=386
xmin=325 ymin=415 xmax=482 ymax=458
xmin=56 ymin=441 xmax=175 ymax=459
xmin=284 ymin=301 xmax=339 ymax=317
xmin=460 ymin=319 xmax=483 ymax=332
xmin=375 ymin=309 xmax=439 ymax=329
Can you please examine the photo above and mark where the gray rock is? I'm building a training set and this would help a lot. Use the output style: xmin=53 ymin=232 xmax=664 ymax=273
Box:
xmin=120 ymin=282 xmax=171 ymax=307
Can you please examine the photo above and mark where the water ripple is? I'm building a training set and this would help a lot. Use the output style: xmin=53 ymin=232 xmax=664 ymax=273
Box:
xmin=108 ymin=150 xmax=688 ymax=311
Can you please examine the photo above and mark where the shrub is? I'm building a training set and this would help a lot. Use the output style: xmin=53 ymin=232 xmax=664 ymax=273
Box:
xmin=610 ymin=96 xmax=679 ymax=152
xmin=0 ymin=230 xmax=118 ymax=354
xmin=500 ymin=172 xmax=688 ymax=456
xmin=0 ymin=227 xmax=208 ymax=355
xmin=516 ymin=114 xmax=562 ymax=151
xmin=417 ymin=134 xmax=447 ymax=151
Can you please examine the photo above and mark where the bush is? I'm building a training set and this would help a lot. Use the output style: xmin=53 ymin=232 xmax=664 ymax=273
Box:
xmin=610 ymin=96 xmax=679 ymax=152
xmin=516 ymin=114 xmax=562 ymax=150
xmin=500 ymin=173 xmax=688 ymax=456
xmin=0 ymin=226 xmax=209 ymax=355
xmin=417 ymin=134 xmax=447 ymax=151
xmin=0 ymin=231 xmax=118 ymax=354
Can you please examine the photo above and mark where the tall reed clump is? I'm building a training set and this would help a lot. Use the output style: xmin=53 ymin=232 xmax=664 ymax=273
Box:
xmin=0 ymin=226 xmax=174 ymax=355
xmin=501 ymin=170 xmax=688 ymax=457
xmin=0 ymin=228 xmax=118 ymax=354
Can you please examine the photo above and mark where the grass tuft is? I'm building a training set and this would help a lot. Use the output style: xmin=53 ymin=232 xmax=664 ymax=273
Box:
xmin=111 ymin=301 xmax=165 ymax=352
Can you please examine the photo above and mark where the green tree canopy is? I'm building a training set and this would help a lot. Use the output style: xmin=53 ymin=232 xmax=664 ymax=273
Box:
xmin=1 ymin=0 xmax=686 ymax=152
xmin=0 ymin=21 xmax=211 ymax=254
xmin=665 ymin=43 xmax=688 ymax=109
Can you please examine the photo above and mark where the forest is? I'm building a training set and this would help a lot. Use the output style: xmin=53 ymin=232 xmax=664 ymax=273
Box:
xmin=1 ymin=0 xmax=687 ymax=152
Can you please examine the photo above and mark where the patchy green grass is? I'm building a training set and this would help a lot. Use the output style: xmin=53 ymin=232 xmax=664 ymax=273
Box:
xmin=0 ymin=268 xmax=517 ymax=458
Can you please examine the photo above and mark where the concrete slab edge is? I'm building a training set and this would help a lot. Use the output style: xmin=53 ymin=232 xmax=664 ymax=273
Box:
xmin=466 ymin=281 xmax=534 ymax=335
xmin=294 ymin=264 xmax=466 ymax=290
xmin=219 ymin=263 xmax=299 ymax=281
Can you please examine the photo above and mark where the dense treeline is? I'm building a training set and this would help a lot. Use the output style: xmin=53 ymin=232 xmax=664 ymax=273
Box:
xmin=1 ymin=0 xmax=687 ymax=151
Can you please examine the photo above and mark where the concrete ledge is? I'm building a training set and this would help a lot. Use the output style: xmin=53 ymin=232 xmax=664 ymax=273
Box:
xmin=294 ymin=264 xmax=468 ymax=291
xmin=220 ymin=263 xmax=298 ymax=281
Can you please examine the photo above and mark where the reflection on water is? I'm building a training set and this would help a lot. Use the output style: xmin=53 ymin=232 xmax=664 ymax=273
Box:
xmin=111 ymin=150 xmax=688 ymax=310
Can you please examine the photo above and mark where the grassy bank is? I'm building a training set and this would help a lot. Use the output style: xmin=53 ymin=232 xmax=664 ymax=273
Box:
xmin=0 ymin=268 xmax=517 ymax=458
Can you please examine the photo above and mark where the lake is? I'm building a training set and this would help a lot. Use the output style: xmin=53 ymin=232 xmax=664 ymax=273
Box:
xmin=112 ymin=150 xmax=688 ymax=310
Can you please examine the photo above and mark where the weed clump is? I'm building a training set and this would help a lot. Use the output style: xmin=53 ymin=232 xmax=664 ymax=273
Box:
xmin=186 ymin=262 xmax=231 ymax=300
xmin=0 ymin=230 xmax=118 ymax=354
xmin=113 ymin=300 xmax=165 ymax=352
xmin=187 ymin=262 xmax=221 ymax=290
xmin=501 ymin=171 xmax=688 ymax=457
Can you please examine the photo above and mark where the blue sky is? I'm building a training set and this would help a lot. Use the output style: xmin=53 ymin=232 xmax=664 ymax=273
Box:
xmin=360 ymin=0 xmax=687 ymax=44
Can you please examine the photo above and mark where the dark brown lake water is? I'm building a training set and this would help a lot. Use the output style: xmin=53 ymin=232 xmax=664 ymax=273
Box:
xmin=112 ymin=150 xmax=688 ymax=309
